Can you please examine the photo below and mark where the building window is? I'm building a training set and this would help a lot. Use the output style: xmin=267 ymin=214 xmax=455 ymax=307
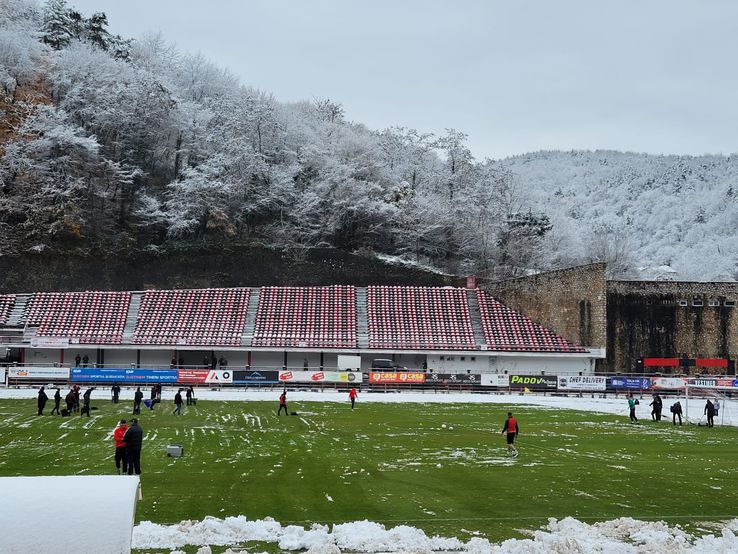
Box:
xmin=708 ymin=298 xmax=720 ymax=307
xmin=460 ymin=356 xmax=466 ymax=361
xmin=470 ymin=356 xmax=476 ymax=361
xmin=725 ymin=300 xmax=736 ymax=308
xmin=678 ymin=300 xmax=688 ymax=307
xmin=692 ymin=298 xmax=703 ymax=307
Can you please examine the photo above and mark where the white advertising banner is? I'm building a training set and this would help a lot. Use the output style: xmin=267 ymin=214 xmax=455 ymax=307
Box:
xmin=652 ymin=377 xmax=688 ymax=390
xmin=557 ymin=375 xmax=606 ymax=391
xmin=481 ymin=374 xmax=510 ymax=387
xmin=8 ymin=367 xmax=70 ymax=379
xmin=206 ymin=370 xmax=233 ymax=384
xmin=30 ymin=337 xmax=70 ymax=348
xmin=278 ymin=370 xmax=363 ymax=384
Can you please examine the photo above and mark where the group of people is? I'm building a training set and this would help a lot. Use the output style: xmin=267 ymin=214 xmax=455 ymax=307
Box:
xmin=113 ymin=418 xmax=144 ymax=475
xmin=627 ymin=393 xmax=719 ymax=426
xmin=37 ymin=385 xmax=94 ymax=417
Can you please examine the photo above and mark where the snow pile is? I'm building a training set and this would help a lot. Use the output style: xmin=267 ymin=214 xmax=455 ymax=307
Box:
xmin=132 ymin=515 xmax=738 ymax=553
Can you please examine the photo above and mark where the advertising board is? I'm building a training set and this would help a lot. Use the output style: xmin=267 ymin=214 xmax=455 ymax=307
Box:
xmin=480 ymin=374 xmax=510 ymax=387
xmin=368 ymin=372 xmax=426 ymax=384
xmin=233 ymin=370 xmax=280 ymax=384
xmin=509 ymin=374 xmax=557 ymax=390
xmin=278 ymin=370 xmax=362 ymax=383
xmin=177 ymin=369 xmax=233 ymax=384
xmin=71 ymin=368 xmax=178 ymax=383
xmin=8 ymin=367 xmax=70 ymax=379
xmin=557 ymin=375 xmax=606 ymax=391
xmin=426 ymin=373 xmax=480 ymax=384
xmin=609 ymin=377 xmax=652 ymax=390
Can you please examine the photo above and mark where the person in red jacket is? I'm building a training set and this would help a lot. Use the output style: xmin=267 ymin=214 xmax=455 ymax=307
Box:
xmin=348 ymin=387 xmax=358 ymax=410
xmin=277 ymin=389 xmax=288 ymax=416
xmin=113 ymin=419 xmax=128 ymax=474
xmin=501 ymin=412 xmax=519 ymax=457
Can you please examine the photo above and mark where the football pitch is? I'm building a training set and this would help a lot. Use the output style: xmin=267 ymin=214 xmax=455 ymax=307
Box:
xmin=1 ymin=395 xmax=737 ymax=553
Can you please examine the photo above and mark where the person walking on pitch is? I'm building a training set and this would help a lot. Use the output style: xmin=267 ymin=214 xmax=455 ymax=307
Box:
xmin=704 ymin=399 xmax=716 ymax=427
xmin=277 ymin=389 xmax=288 ymax=416
xmin=123 ymin=418 xmax=143 ymax=475
xmin=627 ymin=394 xmax=639 ymax=423
xmin=348 ymin=387 xmax=358 ymax=410
xmin=173 ymin=389 xmax=183 ymax=415
xmin=133 ymin=387 xmax=143 ymax=415
xmin=50 ymin=388 xmax=61 ymax=415
xmin=37 ymin=386 xmax=48 ymax=416
xmin=501 ymin=412 xmax=519 ymax=457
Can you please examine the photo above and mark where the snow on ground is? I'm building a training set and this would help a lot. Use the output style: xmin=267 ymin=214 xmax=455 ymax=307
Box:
xmin=2 ymin=386 xmax=736 ymax=426
xmin=133 ymin=515 xmax=738 ymax=553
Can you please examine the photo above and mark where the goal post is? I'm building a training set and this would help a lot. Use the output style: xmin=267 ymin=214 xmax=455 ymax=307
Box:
xmin=684 ymin=378 xmax=736 ymax=425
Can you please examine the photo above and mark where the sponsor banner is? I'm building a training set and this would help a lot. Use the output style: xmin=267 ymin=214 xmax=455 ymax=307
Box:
xmin=426 ymin=373 xmax=481 ymax=384
xmin=609 ymin=377 xmax=652 ymax=390
xmin=278 ymin=370 xmax=362 ymax=383
xmin=177 ymin=369 xmax=233 ymax=384
xmin=71 ymin=368 xmax=178 ymax=383
xmin=369 ymin=372 xmax=426 ymax=384
xmin=651 ymin=377 xmax=688 ymax=390
xmin=8 ymin=367 xmax=70 ymax=379
xmin=688 ymin=378 xmax=738 ymax=389
xmin=509 ymin=375 xmax=557 ymax=390
xmin=30 ymin=337 xmax=70 ymax=348
xmin=557 ymin=375 xmax=606 ymax=391
xmin=233 ymin=370 xmax=280 ymax=384
xmin=481 ymin=374 xmax=510 ymax=387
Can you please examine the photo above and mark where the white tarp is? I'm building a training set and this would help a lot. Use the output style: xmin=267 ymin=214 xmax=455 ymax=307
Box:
xmin=7 ymin=366 xmax=70 ymax=379
xmin=0 ymin=475 xmax=140 ymax=553
xmin=557 ymin=375 xmax=607 ymax=391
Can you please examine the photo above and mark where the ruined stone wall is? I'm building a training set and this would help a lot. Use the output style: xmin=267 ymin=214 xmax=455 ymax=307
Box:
xmin=481 ymin=263 xmax=607 ymax=350
xmin=606 ymin=281 xmax=738 ymax=373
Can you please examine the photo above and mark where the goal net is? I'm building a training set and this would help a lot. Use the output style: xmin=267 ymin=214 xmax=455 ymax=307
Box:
xmin=684 ymin=379 xmax=736 ymax=426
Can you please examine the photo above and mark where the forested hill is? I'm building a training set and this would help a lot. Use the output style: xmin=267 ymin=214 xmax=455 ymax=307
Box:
xmin=1 ymin=0 xmax=736 ymax=284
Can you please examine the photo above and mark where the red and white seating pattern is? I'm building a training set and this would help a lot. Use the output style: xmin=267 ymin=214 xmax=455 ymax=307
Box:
xmin=367 ymin=286 xmax=476 ymax=350
xmin=0 ymin=294 xmax=15 ymax=325
xmin=132 ymin=288 xmax=249 ymax=347
xmin=252 ymin=286 xmax=357 ymax=348
xmin=26 ymin=292 xmax=130 ymax=344
xmin=476 ymin=290 xmax=586 ymax=353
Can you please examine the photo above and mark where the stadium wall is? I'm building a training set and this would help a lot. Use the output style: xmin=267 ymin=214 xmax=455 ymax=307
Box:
xmin=606 ymin=281 xmax=738 ymax=373
xmin=481 ymin=263 xmax=608 ymax=352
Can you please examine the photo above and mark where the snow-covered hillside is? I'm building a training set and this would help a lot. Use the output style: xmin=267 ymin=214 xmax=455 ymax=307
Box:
xmin=499 ymin=151 xmax=738 ymax=281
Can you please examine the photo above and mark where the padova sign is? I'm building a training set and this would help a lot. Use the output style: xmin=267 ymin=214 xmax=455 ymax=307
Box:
xmin=509 ymin=374 xmax=557 ymax=390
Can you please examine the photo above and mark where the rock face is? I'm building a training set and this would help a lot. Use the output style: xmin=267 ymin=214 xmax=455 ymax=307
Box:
xmin=0 ymin=245 xmax=456 ymax=293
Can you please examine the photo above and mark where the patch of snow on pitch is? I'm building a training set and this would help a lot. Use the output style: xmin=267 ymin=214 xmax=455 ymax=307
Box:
xmin=134 ymin=516 xmax=738 ymax=553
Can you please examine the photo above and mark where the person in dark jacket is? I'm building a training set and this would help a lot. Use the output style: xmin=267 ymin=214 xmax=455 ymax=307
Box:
xmin=133 ymin=387 xmax=143 ymax=415
xmin=704 ymin=399 xmax=716 ymax=427
xmin=80 ymin=387 xmax=94 ymax=417
xmin=65 ymin=390 xmax=75 ymax=414
xmin=74 ymin=354 xmax=81 ymax=367
xmin=111 ymin=384 xmax=121 ymax=404
xmin=122 ymin=418 xmax=143 ymax=475
xmin=50 ymin=388 xmax=61 ymax=415
xmin=82 ymin=354 xmax=89 ymax=367
xmin=173 ymin=390 xmax=183 ymax=415
xmin=37 ymin=387 xmax=48 ymax=415
xmin=671 ymin=401 xmax=683 ymax=425
xmin=73 ymin=385 xmax=81 ymax=413
xmin=649 ymin=394 xmax=663 ymax=421
xmin=185 ymin=386 xmax=194 ymax=406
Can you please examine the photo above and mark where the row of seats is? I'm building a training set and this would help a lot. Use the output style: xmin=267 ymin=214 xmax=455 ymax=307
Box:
xmin=367 ymin=286 xmax=477 ymax=350
xmin=132 ymin=289 xmax=249 ymax=347
xmin=252 ymin=286 xmax=357 ymax=348
xmin=0 ymin=295 xmax=15 ymax=325
xmin=475 ymin=290 xmax=586 ymax=353
xmin=1 ymin=287 xmax=587 ymax=352
xmin=26 ymin=292 xmax=131 ymax=344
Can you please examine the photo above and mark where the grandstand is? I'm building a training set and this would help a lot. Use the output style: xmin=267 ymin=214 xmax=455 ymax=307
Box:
xmin=0 ymin=285 xmax=596 ymax=373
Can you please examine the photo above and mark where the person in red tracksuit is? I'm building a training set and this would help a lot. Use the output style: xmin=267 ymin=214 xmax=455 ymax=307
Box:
xmin=277 ymin=389 xmax=288 ymax=416
xmin=348 ymin=387 xmax=358 ymax=410
xmin=501 ymin=412 xmax=519 ymax=457
xmin=113 ymin=419 xmax=128 ymax=474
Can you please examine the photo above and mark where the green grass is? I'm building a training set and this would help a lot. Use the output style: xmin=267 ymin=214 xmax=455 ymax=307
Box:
xmin=1 ymin=397 xmax=737 ymax=553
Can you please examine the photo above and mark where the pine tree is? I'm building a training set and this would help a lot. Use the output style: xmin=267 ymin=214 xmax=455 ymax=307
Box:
xmin=41 ymin=0 xmax=73 ymax=50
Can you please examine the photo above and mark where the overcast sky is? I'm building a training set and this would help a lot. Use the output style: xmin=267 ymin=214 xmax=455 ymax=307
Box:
xmin=71 ymin=0 xmax=738 ymax=160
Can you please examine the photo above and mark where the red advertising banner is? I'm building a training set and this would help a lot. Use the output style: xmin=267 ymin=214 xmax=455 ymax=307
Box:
xmin=643 ymin=358 xmax=679 ymax=367
xmin=696 ymin=359 xmax=729 ymax=368
xmin=369 ymin=372 xmax=426 ymax=384
xmin=177 ymin=370 xmax=210 ymax=383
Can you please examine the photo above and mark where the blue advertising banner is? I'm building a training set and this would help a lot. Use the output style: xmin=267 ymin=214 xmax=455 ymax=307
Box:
xmin=609 ymin=377 xmax=652 ymax=390
xmin=71 ymin=368 xmax=178 ymax=383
